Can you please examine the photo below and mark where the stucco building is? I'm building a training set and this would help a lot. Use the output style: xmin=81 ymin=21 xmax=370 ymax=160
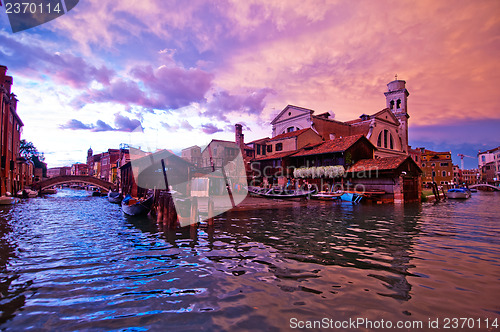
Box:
xmin=269 ymin=79 xmax=410 ymax=158
xmin=420 ymin=149 xmax=453 ymax=186
xmin=478 ymin=146 xmax=499 ymax=184
xmin=181 ymin=146 xmax=202 ymax=167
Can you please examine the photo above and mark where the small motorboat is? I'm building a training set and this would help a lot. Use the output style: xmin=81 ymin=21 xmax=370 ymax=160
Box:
xmin=0 ymin=196 xmax=20 ymax=205
xmin=312 ymin=190 xmax=344 ymax=200
xmin=446 ymin=188 xmax=471 ymax=199
xmin=17 ymin=189 xmax=38 ymax=198
xmin=121 ymin=194 xmax=154 ymax=216
xmin=40 ymin=188 xmax=57 ymax=195
xmin=107 ymin=191 xmax=123 ymax=204
xmin=340 ymin=192 xmax=363 ymax=203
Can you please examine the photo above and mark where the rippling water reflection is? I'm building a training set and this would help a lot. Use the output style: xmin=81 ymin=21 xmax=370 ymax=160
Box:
xmin=0 ymin=189 xmax=499 ymax=330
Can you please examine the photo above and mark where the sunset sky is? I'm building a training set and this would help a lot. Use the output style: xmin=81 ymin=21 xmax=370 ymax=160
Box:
xmin=1 ymin=0 xmax=499 ymax=169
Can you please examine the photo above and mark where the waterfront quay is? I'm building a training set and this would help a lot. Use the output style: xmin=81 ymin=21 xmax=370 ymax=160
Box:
xmin=0 ymin=188 xmax=499 ymax=330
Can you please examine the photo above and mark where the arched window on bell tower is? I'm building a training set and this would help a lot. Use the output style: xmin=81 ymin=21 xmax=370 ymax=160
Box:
xmin=390 ymin=100 xmax=394 ymax=110
xmin=396 ymin=99 xmax=401 ymax=109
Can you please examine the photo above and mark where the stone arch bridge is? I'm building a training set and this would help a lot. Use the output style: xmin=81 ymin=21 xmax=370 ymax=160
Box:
xmin=469 ymin=184 xmax=500 ymax=191
xmin=32 ymin=175 xmax=116 ymax=192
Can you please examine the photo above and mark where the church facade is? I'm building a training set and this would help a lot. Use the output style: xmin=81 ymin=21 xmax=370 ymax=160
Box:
xmin=270 ymin=79 xmax=410 ymax=158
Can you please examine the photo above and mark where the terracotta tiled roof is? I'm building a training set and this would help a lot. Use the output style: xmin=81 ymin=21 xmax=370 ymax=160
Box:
xmin=291 ymin=134 xmax=368 ymax=157
xmin=269 ymin=128 xmax=312 ymax=141
xmin=422 ymin=149 xmax=450 ymax=155
xmin=252 ymin=150 xmax=298 ymax=161
xmin=478 ymin=146 xmax=500 ymax=154
xmin=347 ymin=156 xmax=409 ymax=172
xmin=201 ymin=139 xmax=239 ymax=153
xmin=248 ymin=137 xmax=270 ymax=144
xmin=345 ymin=118 xmax=364 ymax=124
xmin=349 ymin=122 xmax=371 ymax=136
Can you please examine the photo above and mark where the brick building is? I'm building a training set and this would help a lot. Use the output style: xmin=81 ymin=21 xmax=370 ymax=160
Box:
xmin=462 ymin=169 xmax=480 ymax=185
xmin=0 ymin=65 xmax=25 ymax=195
xmin=87 ymin=148 xmax=120 ymax=183
xmin=47 ymin=166 xmax=72 ymax=178
xmin=71 ymin=163 xmax=88 ymax=176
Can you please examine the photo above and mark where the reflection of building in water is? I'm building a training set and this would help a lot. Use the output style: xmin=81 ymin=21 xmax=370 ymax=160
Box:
xmin=214 ymin=204 xmax=421 ymax=302
xmin=0 ymin=215 xmax=31 ymax=323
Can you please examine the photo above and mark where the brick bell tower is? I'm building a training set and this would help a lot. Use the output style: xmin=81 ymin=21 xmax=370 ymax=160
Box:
xmin=384 ymin=77 xmax=409 ymax=153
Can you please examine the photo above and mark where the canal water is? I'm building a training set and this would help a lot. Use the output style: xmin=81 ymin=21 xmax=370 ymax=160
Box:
xmin=0 ymin=189 xmax=499 ymax=331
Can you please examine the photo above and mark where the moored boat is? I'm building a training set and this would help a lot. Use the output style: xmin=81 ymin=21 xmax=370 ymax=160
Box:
xmin=17 ymin=189 xmax=38 ymax=198
xmin=40 ymin=188 xmax=57 ymax=195
xmin=107 ymin=191 xmax=123 ymax=204
xmin=121 ymin=194 xmax=154 ymax=216
xmin=311 ymin=190 xmax=344 ymax=200
xmin=340 ymin=192 xmax=363 ymax=203
xmin=0 ymin=196 xmax=20 ymax=205
xmin=446 ymin=188 xmax=471 ymax=199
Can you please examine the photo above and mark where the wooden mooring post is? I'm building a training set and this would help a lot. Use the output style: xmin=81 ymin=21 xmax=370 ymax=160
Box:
xmin=207 ymin=198 xmax=214 ymax=226
xmin=431 ymin=182 xmax=441 ymax=201
xmin=154 ymin=191 xmax=178 ymax=229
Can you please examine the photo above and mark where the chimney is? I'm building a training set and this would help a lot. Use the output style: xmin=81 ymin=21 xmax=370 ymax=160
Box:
xmin=10 ymin=94 xmax=17 ymax=110
xmin=4 ymin=76 xmax=13 ymax=94
xmin=0 ymin=65 xmax=7 ymax=85
xmin=235 ymin=123 xmax=244 ymax=149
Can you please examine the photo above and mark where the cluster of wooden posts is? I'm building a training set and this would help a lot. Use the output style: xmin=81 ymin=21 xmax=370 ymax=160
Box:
xmin=151 ymin=190 xmax=215 ymax=229
xmin=430 ymin=182 xmax=447 ymax=201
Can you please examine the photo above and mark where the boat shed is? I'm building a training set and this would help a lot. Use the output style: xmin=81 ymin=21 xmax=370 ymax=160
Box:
xmin=346 ymin=155 xmax=423 ymax=203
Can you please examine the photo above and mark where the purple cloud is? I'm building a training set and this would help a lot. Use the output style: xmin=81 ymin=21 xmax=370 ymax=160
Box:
xmin=78 ymin=79 xmax=151 ymax=108
xmin=180 ymin=120 xmax=194 ymax=130
xmin=60 ymin=119 xmax=93 ymax=130
xmin=201 ymin=123 xmax=223 ymax=134
xmin=60 ymin=115 xmax=142 ymax=132
xmin=114 ymin=113 xmax=143 ymax=132
xmin=74 ymin=64 xmax=214 ymax=111
xmin=94 ymin=120 xmax=115 ymax=132
xmin=131 ymin=65 xmax=214 ymax=109
xmin=204 ymin=88 xmax=275 ymax=121
xmin=224 ymin=123 xmax=251 ymax=132
xmin=0 ymin=34 xmax=114 ymax=88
